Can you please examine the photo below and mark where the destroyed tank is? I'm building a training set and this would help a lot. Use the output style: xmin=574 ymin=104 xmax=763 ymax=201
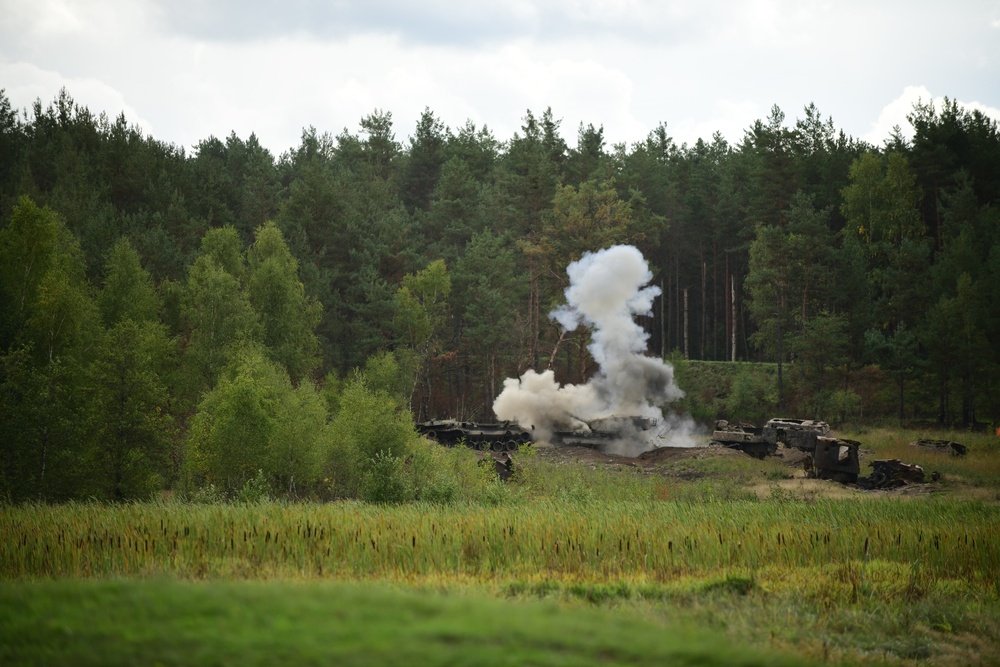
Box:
xmin=713 ymin=417 xmax=859 ymax=482
xmin=710 ymin=420 xmax=778 ymax=459
xmin=809 ymin=437 xmax=861 ymax=483
xmin=764 ymin=418 xmax=831 ymax=450
xmin=416 ymin=419 xmax=533 ymax=452
xmin=552 ymin=416 xmax=662 ymax=450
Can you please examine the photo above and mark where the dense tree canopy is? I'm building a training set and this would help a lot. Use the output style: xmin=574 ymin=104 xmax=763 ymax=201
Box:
xmin=1 ymin=87 xmax=998 ymax=501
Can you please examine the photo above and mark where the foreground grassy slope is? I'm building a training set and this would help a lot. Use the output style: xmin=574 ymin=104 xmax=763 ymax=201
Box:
xmin=1 ymin=428 xmax=997 ymax=666
xmin=0 ymin=579 xmax=814 ymax=667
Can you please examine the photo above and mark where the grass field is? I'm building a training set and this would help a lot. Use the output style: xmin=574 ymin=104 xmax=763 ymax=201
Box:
xmin=1 ymin=428 xmax=998 ymax=666
xmin=0 ymin=579 xmax=820 ymax=666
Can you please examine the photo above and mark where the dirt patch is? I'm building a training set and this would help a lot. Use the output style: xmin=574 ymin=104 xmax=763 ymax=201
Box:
xmin=529 ymin=439 xmax=951 ymax=500
xmin=749 ymin=478 xmax=863 ymax=501
xmin=532 ymin=441 xmax=750 ymax=473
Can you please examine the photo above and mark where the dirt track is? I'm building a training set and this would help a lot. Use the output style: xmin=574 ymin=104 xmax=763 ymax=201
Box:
xmin=532 ymin=440 xmax=749 ymax=471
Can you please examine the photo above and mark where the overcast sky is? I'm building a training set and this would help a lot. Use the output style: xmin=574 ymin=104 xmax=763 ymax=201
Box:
xmin=2 ymin=0 xmax=999 ymax=157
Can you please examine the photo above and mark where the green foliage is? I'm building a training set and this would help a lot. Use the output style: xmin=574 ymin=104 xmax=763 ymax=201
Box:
xmin=0 ymin=197 xmax=105 ymax=500
xmin=543 ymin=178 xmax=634 ymax=269
xmin=394 ymin=259 xmax=451 ymax=417
xmin=452 ymin=230 xmax=526 ymax=402
xmin=407 ymin=439 xmax=498 ymax=503
xmin=358 ymin=350 xmax=416 ymax=408
xmin=360 ymin=450 xmax=413 ymax=503
xmin=0 ymin=349 xmax=99 ymax=500
xmin=185 ymin=344 xmax=327 ymax=498
xmin=98 ymin=237 xmax=159 ymax=326
xmin=394 ymin=259 xmax=451 ymax=352
xmin=2 ymin=90 xmax=1000 ymax=504
xmin=0 ymin=580 xmax=823 ymax=667
xmin=180 ymin=247 xmax=259 ymax=390
xmin=725 ymin=363 xmax=778 ymax=423
xmin=745 ymin=223 xmax=794 ymax=363
xmin=788 ymin=311 xmax=849 ymax=417
xmin=325 ymin=375 xmax=418 ymax=499
xmin=236 ymin=469 xmax=272 ymax=504
xmin=0 ymin=197 xmax=91 ymax=349
xmin=829 ymin=388 xmax=862 ymax=425
xmin=864 ymin=323 xmax=920 ymax=423
xmin=198 ymin=226 xmax=246 ymax=281
xmin=271 ymin=379 xmax=328 ymax=496
xmin=185 ymin=349 xmax=279 ymax=493
xmin=90 ymin=238 xmax=176 ymax=499
xmin=91 ymin=319 xmax=175 ymax=499
xmin=245 ymin=221 xmax=321 ymax=382
xmin=0 ymin=198 xmax=101 ymax=365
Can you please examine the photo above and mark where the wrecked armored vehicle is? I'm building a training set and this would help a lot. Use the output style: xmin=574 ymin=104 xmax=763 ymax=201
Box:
xmin=714 ymin=417 xmax=859 ymax=481
xmin=764 ymin=418 xmax=831 ymax=450
xmin=552 ymin=416 xmax=661 ymax=450
xmin=808 ymin=437 xmax=861 ymax=483
xmin=711 ymin=418 xmax=831 ymax=458
xmin=765 ymin=419 xmax=858 ymax=481
xmin=416 ymin=419 xmax=533 ymax=452
xmin=711 ymin=420 xmax=777 ymax=459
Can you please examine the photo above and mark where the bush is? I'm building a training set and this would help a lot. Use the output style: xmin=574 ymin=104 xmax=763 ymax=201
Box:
xmin=408 ymin=441 xmax=479 ymax=503
xmin=237 ymin=469 xmax=272 ymax=504
xmin=326 ymin=376 xmax=420 ymax=499
xmin=360 ymin=451 xmax=413 ymax=503
xmin=829 ymin=388 xmax=863 ymax=425
xmin=184 ymin=344 xmax=327 ymax=499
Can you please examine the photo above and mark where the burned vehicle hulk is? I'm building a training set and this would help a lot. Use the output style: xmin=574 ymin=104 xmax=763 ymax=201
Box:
xmin=764 ymin=418 xmax=831 ymax=449
xmin=551 ymin=415 xmax=663 ymax=450
xmin=416 ymin=419 xmax=533 ymax=452
xmin=808 ymin=436 xmax=862 ymax=483
xmin=710 ymin=420 xmax=778 ymax=459
xmin=417 ymin=414 xmax=666 ymax=454
xmin=713 ymin=417 xmax=860 ymax=483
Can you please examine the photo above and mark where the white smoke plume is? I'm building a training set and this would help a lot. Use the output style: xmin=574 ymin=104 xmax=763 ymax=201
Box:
xmin=493 ymin=245 xmax=697 ymax=455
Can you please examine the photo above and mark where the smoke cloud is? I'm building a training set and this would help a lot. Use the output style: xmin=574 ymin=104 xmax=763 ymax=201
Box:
xmin=493 ymin=245 xmax=697 ymax=455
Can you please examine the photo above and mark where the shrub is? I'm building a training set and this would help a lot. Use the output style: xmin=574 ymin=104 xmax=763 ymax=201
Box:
xmin=326 ymin=376 xmax=419 ymax=499
xmin=360 ymin=451 xmax=413 ymax=503
xmin=185 ymin=344 xmax=327 ymax=499
xmin=829 ymin=388 xmax=862 ymax=425
xmin=237 ymin=469 xmax=272 ymax=504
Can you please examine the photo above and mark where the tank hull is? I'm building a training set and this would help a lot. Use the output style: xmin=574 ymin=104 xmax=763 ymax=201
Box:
xmin=417 ymin=419 xmax=533 ymax=452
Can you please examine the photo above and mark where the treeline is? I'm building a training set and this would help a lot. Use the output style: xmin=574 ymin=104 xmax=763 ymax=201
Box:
xmin=1 ymin=89 xmax=998 ymax=501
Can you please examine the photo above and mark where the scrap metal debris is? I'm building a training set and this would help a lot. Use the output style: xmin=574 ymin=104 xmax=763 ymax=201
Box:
xmin=860 ymin=459 xmax=928 ymax=489
xmin=479 ymin=451 xmax=516 ymax=481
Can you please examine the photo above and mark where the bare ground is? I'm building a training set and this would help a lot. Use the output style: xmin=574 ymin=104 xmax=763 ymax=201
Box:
xmin=529 ymin=439 xmax=950 ymax=500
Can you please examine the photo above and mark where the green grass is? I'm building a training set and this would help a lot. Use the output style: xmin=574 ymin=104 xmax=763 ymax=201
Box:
xmin=2 ymin=427 xmax=998 ymax=665
xmin=4 ymin=499 xmax=997 ymax=588
xmin=0 ymin=579 xmax=817 ymax=667
xmin=843 ymin=427 xmax=1000 ymax=491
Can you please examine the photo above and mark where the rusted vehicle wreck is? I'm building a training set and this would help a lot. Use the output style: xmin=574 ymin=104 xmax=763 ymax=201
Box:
xmin=712 ymin=418 xmax=860 ymax=483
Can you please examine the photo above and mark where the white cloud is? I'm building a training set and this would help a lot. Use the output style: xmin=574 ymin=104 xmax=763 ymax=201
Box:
xmin=0 ymin=58 xmax=154 ymax=133
xmin=0 ymin=0 xmax=996 ymax=155
xmin=863 ymin=85 xmax=933 ymax=146
xmin=865 ymin=85 xmax=1000 ymax=147
xmin=674 ymin=99 xmax=762 ymax=148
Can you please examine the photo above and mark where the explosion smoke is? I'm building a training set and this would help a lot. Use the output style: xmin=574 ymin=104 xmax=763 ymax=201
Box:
xmin=493 ymin=245 xmax=697 ymax=456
